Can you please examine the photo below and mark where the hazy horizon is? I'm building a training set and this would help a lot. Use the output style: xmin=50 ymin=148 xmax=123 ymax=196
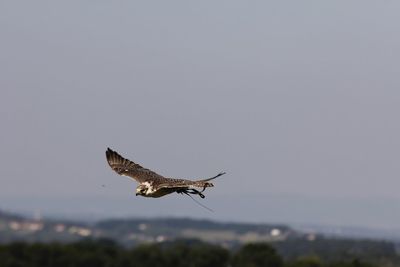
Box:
xmin=1 ymin=2 xmax=400 ymax=230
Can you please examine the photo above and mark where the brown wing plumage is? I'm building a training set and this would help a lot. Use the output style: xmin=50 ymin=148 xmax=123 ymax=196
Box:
xmin=155 ymin=172 xmax=225 ymax=190
xmin=105 ymin=148 xmax=165 ymax=183
xmin=155 ymin=178 xmax=199 ymax=189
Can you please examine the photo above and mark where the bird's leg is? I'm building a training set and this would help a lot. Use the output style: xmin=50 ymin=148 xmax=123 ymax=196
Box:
xmin=177 ymin=188 xmax=205 ymax=198
xmin=200 ymin=184 xmax=209 ymax=193
xmin=188 ymin=188 xmax=205 ymax=199
xmin=177 ymin=189 xmax=186 ymax=195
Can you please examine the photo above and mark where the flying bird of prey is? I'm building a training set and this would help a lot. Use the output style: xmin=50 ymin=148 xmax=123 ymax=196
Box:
xmin=105 ymin=148 xmax=225 ymax=199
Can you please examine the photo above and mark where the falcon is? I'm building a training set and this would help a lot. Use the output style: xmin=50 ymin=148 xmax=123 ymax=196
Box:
xmin=105 ymin=148 xmax=225 ymax=199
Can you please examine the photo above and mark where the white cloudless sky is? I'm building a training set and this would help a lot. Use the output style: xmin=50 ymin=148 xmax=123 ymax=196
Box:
xmin=1 ymin=1 xmax=400 ymax=228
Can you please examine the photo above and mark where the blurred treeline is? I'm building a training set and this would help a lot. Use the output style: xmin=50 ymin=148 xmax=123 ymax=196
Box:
xmin=0 ymin=239 xmax=395 ymax=267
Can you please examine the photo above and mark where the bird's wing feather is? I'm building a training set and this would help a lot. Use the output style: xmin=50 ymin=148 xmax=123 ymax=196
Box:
xmin=155 ymin=178 xmax=203 ymax=190
xmin=156 ymin=172 xmax=226 ymax=189
xmin=106 ymin=148 xmax=165 ymax=183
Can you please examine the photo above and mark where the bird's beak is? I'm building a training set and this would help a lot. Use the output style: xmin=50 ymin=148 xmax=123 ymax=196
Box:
xmin=135 ymin=192 xmax=139 ymax=196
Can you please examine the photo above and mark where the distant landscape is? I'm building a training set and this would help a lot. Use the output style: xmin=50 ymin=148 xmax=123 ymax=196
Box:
xmin=1 ymin=209 xmax=399 ymax=266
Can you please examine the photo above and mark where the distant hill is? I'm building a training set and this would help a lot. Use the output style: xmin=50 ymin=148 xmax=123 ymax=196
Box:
xmin=0 ymin=209 xmax=300 ymax=246
xmin=95 ymin=217 xmax=298 ymax=246
xmin=0 ymin=210 xmax=25 ymax=221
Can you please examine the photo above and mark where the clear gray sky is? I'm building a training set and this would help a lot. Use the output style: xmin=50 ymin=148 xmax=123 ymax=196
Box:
xmin=1 ymin=1 xmax=400 ymax=229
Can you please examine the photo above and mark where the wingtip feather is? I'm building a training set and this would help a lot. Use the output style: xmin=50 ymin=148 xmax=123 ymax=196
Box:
xmin=106 ymin=147 xmax=118 ymax=162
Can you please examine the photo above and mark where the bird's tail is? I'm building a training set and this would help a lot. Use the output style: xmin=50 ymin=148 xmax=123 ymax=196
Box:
xmin=199 ymin=172 xmax=226 ymax=182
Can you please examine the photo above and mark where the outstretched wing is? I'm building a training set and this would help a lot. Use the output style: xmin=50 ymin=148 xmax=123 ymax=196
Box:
xmin=105 ymin=148 xmax=165 ymax=183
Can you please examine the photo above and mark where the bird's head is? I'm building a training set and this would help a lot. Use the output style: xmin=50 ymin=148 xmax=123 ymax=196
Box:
xmin=135 ymin=184 xmax=148 ymax=196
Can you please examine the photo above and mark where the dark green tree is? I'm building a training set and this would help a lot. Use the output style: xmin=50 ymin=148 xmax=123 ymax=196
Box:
xmin=286 ymin=256 xmax=323 ymax=267
xmin=163 ymin=241 xmax=230 ymax=267
xmin=327 ymin=259 xmax=377 ymax=267
xmin=232 ymin=243 xmax=284 ymax=267
xmin=187 ymin=244 xmax=230 ymax=267
xmin=122 ymin=244 xmax=166 ymax=267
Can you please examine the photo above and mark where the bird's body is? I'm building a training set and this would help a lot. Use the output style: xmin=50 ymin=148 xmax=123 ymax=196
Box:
xmin=105 ymin=148 xmax=225 ymax=198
